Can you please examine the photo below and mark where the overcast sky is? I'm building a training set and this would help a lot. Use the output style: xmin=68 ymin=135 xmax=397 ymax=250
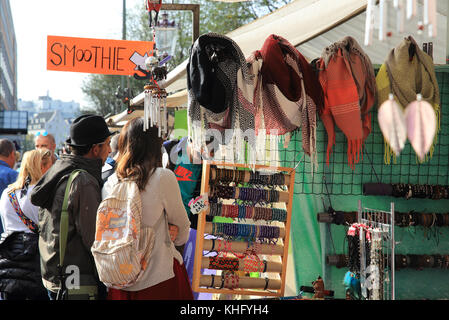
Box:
xmin=10 ymin=0 xmax=142 ymax=109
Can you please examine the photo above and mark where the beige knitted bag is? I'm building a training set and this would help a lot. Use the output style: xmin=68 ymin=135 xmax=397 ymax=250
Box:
xmin=91 ymin=179 xmax=163 ymax=289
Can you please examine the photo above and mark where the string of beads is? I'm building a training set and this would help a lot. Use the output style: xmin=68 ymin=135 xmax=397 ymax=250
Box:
xmin=210 ymin=185 xmax=280 ymax=202
xmin=211 ymin=222 xmax=280 ymax=240
xmin=209 ymin=202 xmax=287 ymax=222
xmin=211 ymin=168 xmax=286 ymax=186
xmin=208 ymin=255 xmax=267 ymax=273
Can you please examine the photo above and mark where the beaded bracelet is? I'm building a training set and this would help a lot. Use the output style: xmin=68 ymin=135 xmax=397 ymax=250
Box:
xmin=208 ymin=256 xmax=239 ymax=271
xmin=238 ymin=205 xmax=246 ymax=221
xmin=224 ymin=273 xmax=239 ymax=290
xmin=211 ymin=222 xmax=281 ymax=240
xmin=241 ymin=255 xmax=265 ymax=273
xmin=433 ymin=254 xmax=444 ymax=268
xmin=208 ymin=274 xmax=215 ymax=288
xmin=263 ymin=277 xmax=270 ymax=290
xmin=219 ymin=274 xmax=225 ymax=289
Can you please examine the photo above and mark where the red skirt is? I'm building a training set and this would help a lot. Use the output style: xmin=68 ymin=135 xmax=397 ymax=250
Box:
xmin=107 ymin=259 xmax=194 ymax=300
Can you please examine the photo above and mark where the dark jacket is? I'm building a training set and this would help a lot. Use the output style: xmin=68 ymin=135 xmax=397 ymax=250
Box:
xmin=30 ymin=154 xmax=103 ymax=293
xmin=0 ymin=232 xmax=48 ymax=299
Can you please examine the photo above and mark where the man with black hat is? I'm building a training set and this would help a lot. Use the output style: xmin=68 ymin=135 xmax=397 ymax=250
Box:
xmin=30 ymin=114 xmax=114 ymax=300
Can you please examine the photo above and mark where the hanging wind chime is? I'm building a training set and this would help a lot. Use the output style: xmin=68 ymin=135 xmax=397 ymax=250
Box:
xmin=139 ymin=0 xmax=169 ymax=135
xmin=364 ymin=0 xmax=437 ymax=46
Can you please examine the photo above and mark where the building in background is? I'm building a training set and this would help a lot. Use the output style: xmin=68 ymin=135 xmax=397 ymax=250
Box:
xmin=0 ymin=0 xmax=24 ymax=157
xmin=19 ymin=93 xmax=81 ymax=121
xmin=0 ymin=0 xmax=17 ymax=111
xmin=33 ymin=92 xmax=80 ymax=120
xmin=18 ymin=93 xmax=80 ymax=152
xmin=27 ymin=110 xmax=70 ymax=150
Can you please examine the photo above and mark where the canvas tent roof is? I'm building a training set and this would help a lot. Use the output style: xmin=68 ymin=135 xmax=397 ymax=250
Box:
xmin=107 ymin=0 xmax=448 ymax=126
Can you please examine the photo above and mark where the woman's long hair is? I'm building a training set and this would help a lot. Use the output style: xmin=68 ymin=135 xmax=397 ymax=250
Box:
xmin=9 ymin=148 xmax=52 ymax=192
xmin=115 ymin=117 xmax=163 ymax=190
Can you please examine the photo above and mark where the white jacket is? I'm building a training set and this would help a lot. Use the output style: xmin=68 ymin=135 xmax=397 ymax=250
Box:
xmin=0 ymin=185 xmax=39 ymax=239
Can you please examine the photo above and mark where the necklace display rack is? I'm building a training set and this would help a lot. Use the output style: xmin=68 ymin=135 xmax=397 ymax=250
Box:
xmin=192 ymin=161 xmax=296 ymax=297
xmin=342 ymin=200 xmax=395 ymax=300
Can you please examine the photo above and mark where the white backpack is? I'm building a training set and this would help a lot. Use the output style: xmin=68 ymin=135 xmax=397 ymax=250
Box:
xmin=91 ymin=178 xmax=165 ymax=289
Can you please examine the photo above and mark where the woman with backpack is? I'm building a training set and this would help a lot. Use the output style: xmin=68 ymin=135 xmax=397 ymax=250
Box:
xmin=0 ymin=148 xmax=53 ymax=300
xmin=101 ymin=117 xmax=193 ymax=300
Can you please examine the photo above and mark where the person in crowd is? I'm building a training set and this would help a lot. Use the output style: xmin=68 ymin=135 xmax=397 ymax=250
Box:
xmin=101 ymin=132 xmax=119 ymax=183
xmin=0 ymin=148 xmax=53 ymax=300
xmin=34 ymin=131 xmax=57 ymax=163
xmin=30 ymin=114 xmax=114 ymax=300
xmin=163 ymin=136 xmax=215 ymax=230
xmin=0 ymin=139 xmax=19 ymax=235
xmin=162 ymin=136 xmax=215 ymax=299
xmin=103 ymin=117 xmax=192 ymax=300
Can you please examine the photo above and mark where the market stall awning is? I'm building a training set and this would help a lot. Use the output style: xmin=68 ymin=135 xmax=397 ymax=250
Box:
xmin=110 ymin=0 xmax=449 ymax=126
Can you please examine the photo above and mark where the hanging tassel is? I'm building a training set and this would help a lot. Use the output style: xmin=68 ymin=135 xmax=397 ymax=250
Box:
xmin=144 ymin=84 xmax=151 ymax=131
xmin=156 ymin=91 xmax=161 ymax=136
xmin=162 ymin=90 xmax=167 ymax=136
xmin=406 ymin=0 xmax=416 ymax=20
xmin=395 ymin=0 xmax=405 ymax=34
xmin=427 ymin=0 xmax=437 ymax=37
xmin=378 ymin=0 xmax=388 ymax=41
xmin=364 ymin=0 xmax=375 ymax=46
xmin=149 ymin=89 xmax=153 ymax=128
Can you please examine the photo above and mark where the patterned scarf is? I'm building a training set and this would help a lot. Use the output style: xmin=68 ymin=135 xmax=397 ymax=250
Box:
xmin=187 ymin=33 xmax=255 ymax=162
xmin=318 ymin=36 xmax=376 ymax=169
xmin=376 ymin=36 xmax=440 ymax=163
xmin=247 ymin=34 xmax=323 ymax=166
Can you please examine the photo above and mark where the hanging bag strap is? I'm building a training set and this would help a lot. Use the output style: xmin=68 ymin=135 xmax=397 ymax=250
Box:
xmin=60 ymin=169 xmax=85 ymax=266
xmin=58 ymin=169 xmax=98 ymax=300
xmin=7 ymin=190 xmax=39 ymax=234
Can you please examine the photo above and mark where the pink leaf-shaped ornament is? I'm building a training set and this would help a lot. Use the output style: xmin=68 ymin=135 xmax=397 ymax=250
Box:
xmin=378 ymin=94 xmax=407 ymax=156
xmin=405 ymin=95 xmax=437 ymax=161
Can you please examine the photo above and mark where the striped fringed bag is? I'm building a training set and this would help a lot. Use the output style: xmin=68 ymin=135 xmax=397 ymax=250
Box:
xmin=91 ymin=179 xmax=164 ymax=289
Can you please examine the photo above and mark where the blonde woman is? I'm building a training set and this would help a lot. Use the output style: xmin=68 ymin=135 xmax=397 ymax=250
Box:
xmin=0 ymin=148 xmax=53 ymax=300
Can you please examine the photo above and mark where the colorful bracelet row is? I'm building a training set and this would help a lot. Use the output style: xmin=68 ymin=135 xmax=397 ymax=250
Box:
xmin=206 ymin=272 xmax=241 ymax=290
xmin=211 ymin=167 xmax=286 ymax=186
xmin=206 ymin=273 xmax=271 ymax=291
xmin=210 ymin=185 xmax=281 ymax=203
xmin=210 ymin=222 xmax=281 ymax=240
xmin=209 ymin=202 xmax=287 ymax=222
xmin=208 ymin=256 xmax=267 ymax=273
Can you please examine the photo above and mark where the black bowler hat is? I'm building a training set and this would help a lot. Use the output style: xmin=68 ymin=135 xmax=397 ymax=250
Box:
xmin=66 ymin=114 xmax=115 ymax=147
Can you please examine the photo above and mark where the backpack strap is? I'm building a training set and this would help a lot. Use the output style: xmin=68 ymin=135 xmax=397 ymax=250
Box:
xmin=58 ymin=169 xmax=98 ymax=300
xmin=7 ymin=190 xmax=39 ymax=234
xmin=60 ymin=169 xmax=85 ymax=266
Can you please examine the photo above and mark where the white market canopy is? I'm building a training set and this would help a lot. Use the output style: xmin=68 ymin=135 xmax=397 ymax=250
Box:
xmin=107 ymin=0 xmax=448 ymax=126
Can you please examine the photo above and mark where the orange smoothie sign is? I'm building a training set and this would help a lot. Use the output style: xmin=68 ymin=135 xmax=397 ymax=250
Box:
xmin=47 ymin=35 xmax=154 ymax=76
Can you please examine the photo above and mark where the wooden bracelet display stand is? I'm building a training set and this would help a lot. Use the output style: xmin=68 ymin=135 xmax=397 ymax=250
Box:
xmin=192 ymin=161 xmax=296 ymax=297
